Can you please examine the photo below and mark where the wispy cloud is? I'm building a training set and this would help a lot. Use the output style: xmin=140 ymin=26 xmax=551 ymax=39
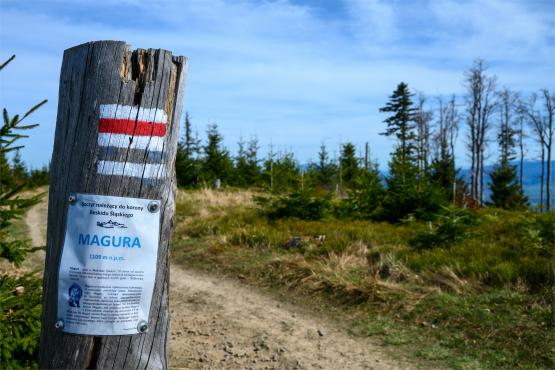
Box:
xmin=0 ymin=0 xmax=553 ymax=167
xmin=345 ymin=0 xmax=397 ymax=45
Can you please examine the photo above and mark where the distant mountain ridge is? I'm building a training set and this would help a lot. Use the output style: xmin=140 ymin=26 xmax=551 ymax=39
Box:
xmin=460 ymin=160 xmax=553 ymax=206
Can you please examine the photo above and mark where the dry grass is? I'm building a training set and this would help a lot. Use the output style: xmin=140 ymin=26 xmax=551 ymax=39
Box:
xmin=172 ymin=189 xmax=555 ymax=369
xmin=177 ymin=188 xmax=256 ymax=213
xmin=421 ymin=266 xmax=475 ymax=294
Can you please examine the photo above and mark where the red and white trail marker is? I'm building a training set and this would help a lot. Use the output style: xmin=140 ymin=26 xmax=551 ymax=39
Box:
xmin=96 ymin=104 xmax=169 ymax=179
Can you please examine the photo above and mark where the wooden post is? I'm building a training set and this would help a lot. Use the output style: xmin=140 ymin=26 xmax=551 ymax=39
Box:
xmin=39 ymin=41 xmax=187 ymax=369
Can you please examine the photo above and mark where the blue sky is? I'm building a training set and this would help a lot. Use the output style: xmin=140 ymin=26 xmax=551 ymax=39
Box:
xmin=1 ymin=0 xmax=554 ymax=169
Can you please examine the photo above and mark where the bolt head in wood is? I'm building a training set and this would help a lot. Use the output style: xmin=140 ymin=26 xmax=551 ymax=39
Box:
xmin=138 ymin=320 xmax=148 ymax=333
xmin=55 ymin=319 xmax=64 ymax=329
xmin=68 ymin=194 xmax=77 ymax=204
xmin=148 ymin=201 xmax=159 ymax=213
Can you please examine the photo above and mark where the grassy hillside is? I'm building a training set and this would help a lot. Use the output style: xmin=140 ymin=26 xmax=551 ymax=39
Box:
xmin=171 ymin=189 xmax=554 ymax=370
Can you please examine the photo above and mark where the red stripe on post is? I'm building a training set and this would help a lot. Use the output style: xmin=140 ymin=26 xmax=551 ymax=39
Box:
xmin=98 ymin=118 xmax=167 ymax=137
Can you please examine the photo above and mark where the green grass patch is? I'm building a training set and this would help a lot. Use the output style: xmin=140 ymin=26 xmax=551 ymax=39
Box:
xmin=172 ymin=189 xmax=555 ymax=369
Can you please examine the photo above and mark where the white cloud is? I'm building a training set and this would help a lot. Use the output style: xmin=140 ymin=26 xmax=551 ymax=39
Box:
xmin=0 ymin=0 xmax=553 ymax=167
xmin=430 ymin=0 xmax=554 ymax=61
xmin=345 ymin=0 xmax=397 ymax=45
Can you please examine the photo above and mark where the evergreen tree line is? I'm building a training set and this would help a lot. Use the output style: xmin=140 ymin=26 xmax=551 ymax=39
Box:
xmin=0 ymin=149 xmax=50 ymax=192
xmin=176 ymin=59 xmax=553 ymax=217
xmin=175 ymin=113 xmax=303 ymax=192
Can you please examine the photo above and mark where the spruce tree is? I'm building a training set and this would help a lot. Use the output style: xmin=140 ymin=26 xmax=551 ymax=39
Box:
xmin=0 ymin=151 xmax=15 ymax=193
xmin=244 ymin=137 xmax=261 ymax=186
xmin=379 ymin=82 xmax=417 ymax=168
xmin=28 ymin=165 xmax=50 ymax=187
xmin=489 ymin=98 xmax=528 ymax=209
xmin=345 ymin=161 xmax=384 ymax=219
xmin=233 ymin=138 xmax=249 ymax=187
xmin=429 ymin=137 xmax=457 ymax=202
xmin=379 ymin=82 xmax=441 ymax=220
xmin=305 ymin=144 xmax=334 ymax=190
xmin=262 ymin=151 xmax=300 ymax=192
xmin=339 ymin=142 xmax=358 ymax=187
xmin=489 ymin=166 xmax=527 ymax=209
xmin=431 ymin=96 xmax=461 ymax=204
xmin=11 ymin=149 xmax=28 ymax=186
xmin=201 ymin=123 xmax=232 ymax=185
xmin=313 ymin=143 xmax=337 ymax=189
xmin=175 ymin=113 xmax=201 ymax=187
xmin=232 ymin=136 xmax=260 ymax=187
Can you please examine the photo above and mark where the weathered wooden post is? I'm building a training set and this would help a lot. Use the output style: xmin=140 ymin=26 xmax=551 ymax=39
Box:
xmin=39 ymin=40 xmax=187 ymax=369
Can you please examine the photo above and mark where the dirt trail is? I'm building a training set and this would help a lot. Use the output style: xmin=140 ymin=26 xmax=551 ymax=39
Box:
xmin=0 ymin=189 xmax=47 ymax=275
xmin=26 ymin=192 xmax=48 ymax=247
xmin=169 ymin=268 xmax=411 ymax=370
xmin=24 ymin=197 xmax=411 ymax=370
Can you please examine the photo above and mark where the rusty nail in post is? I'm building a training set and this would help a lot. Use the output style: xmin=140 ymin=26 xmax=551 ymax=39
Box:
xmin=147 ymin=201 xmax=159 ymax=213
xmin=55 ymin=319 xmax=64 ymax=329
xmin=68 ymin=194 xmax=76 ymax=204
xmin=138 ymin=320 xmax=148 ymax=333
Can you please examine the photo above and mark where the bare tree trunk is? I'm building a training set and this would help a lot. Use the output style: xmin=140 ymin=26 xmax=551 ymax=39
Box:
xmin=518 ymin=116 xmax=525 ymax=191
xmin=470 ymin=127 xmax=477 ymax=202
xmin=364 ymin=142 xmax=369 ymax=171
xmin=540 ymin=146 xmax=545 ymax=210
xmin=479 ymin=149 xmax=484 ymax=205
xmin=547 ymin=144 xmax=552 ymax=211
xmin=464 ymin=59 xmax=496 ymax=206
xmin=542 ymin=89 xmax=554 ymax=211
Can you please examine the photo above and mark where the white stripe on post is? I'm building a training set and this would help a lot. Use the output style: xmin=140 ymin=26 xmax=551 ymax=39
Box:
xmin=97 ymin=134 xmax=166 ymax=152
xmin=97 ymin=160 xmax=167 ymax=179
xmin=99 ymin=104 xmax=168 ymax=123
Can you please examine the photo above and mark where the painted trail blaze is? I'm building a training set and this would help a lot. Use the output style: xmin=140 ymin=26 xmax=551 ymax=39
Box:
xmin=96 ymin=104 xmax=168 ymax=179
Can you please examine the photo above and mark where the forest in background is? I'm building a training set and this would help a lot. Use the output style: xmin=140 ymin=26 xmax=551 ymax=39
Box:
xmin=174 ymin=59 xmax=554 ymax=218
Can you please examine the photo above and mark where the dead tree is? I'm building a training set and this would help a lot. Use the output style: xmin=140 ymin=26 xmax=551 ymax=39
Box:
xmin=463 ymin=59 xmax=497 ymax=205
xmin=520 ymin=90 xmax=554 ymax=210
xmin=415 ymin=92 xmax=433 ymax=176
xmin=434 ymin=95 xmax=460 ymax=204
xmin=541 ymin=89 xmax=554 ymax=210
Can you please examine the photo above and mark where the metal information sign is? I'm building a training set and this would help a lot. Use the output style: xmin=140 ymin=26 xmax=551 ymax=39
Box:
xmin=56 ymin=193 xmax=160 ymax=335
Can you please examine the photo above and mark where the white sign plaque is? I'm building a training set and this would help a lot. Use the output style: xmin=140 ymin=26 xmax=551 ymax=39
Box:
xmin=57 ymin=193 xmax=160 ymax=335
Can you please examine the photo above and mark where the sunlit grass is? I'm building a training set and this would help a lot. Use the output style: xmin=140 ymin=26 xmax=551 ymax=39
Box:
xmin=172 ymin=188 xmax=555 ymax=369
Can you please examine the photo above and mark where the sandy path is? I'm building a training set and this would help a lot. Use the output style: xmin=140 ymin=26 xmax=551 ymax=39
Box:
xmin=0 ymin=189 xmax=47 ymax=274
xmin=24 ymin=196 xmax=411 ymax=370
xmin=169 ymin=267 xmax=411 ymax=370
xmin=23 ymin=191 xmax=48 ymax=271
xmin=26 ymin=191 xmax=48 ymax=247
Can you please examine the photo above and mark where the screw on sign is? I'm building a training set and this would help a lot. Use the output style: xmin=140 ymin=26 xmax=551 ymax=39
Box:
xmin=148 ymin=201 xmax=160 ymax=213
xmin=39 ymin=41 xmax=187 ymax=370
xmin=137 ymin=320 xmax=149 ymax=333
xmin=54 ymin=319 xmax=64 ymax=329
